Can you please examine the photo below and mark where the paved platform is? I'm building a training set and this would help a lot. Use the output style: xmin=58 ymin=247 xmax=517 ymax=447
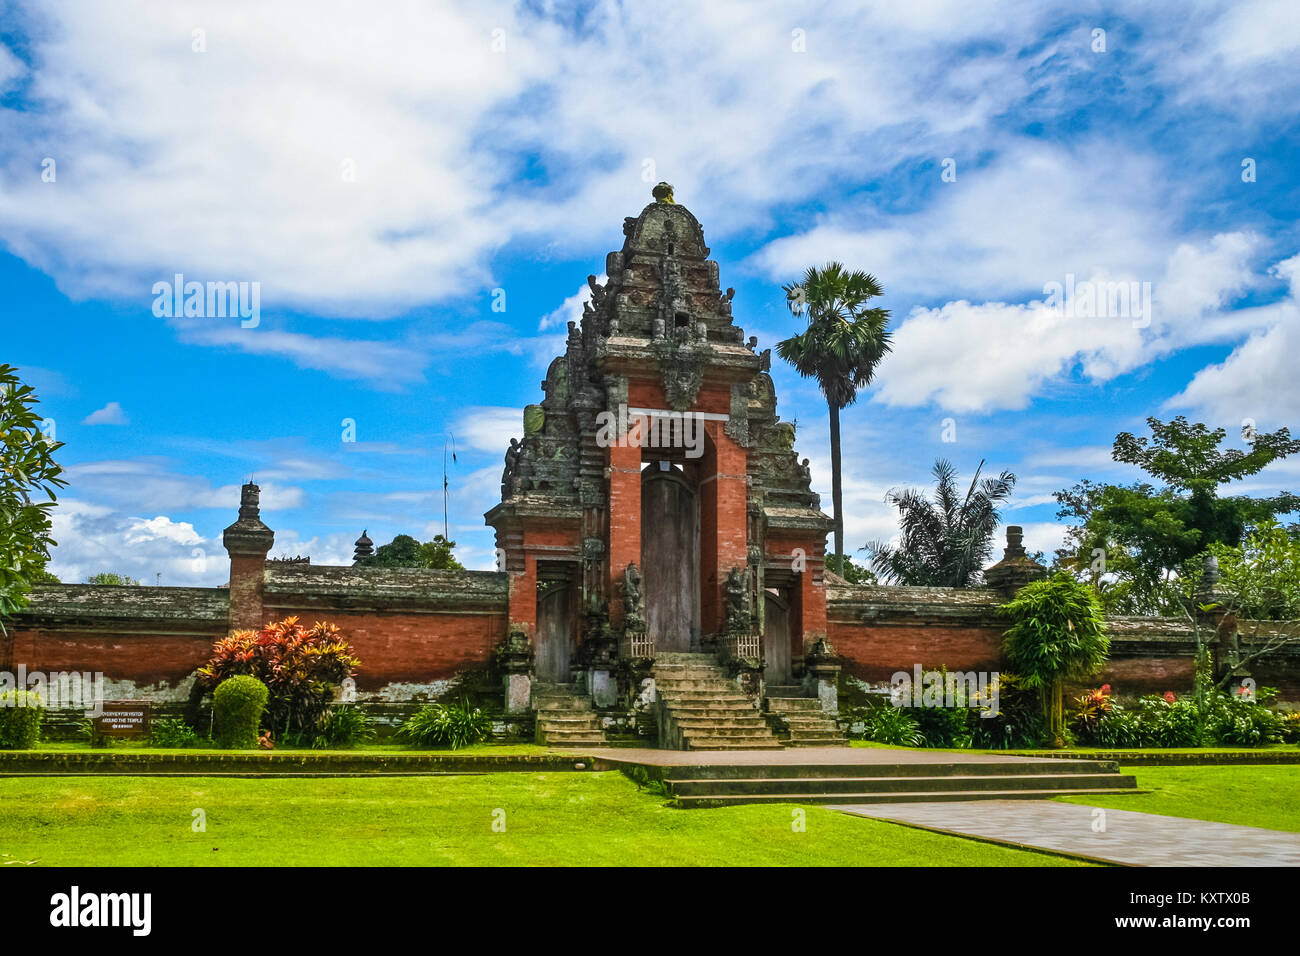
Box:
xmin=588 ymin=746 xmax=1049 ymax=767
xmin=832 ymin=800 xmax=1300 ymax=866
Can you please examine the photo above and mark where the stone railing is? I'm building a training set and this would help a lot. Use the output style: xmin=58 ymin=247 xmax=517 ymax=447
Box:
xmin=622 ymin=630 xmax=654 ymax=659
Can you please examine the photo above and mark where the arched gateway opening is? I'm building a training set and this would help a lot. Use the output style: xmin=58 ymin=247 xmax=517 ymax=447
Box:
xmin=640 ymin=462 xmax=700 ymax=652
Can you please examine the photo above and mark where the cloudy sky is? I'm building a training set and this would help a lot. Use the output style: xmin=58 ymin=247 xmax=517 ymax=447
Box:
xmin=2 ymin=0 xmax=1298 ymax=585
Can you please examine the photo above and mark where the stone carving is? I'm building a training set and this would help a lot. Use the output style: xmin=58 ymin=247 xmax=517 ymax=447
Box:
xmin=501 ymin=438 xmax=521 ymax=498
xmin=623 ymin=562 xmax=646 ymax=633
xmin=724 ymin=566 xmax=754 ymax=634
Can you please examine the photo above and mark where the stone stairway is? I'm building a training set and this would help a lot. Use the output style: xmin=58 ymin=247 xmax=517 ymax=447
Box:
xmin=638 ymin=757 xmax=1140 ymax=807
xmin=653 ymin=654 xmax=783 ymax=751
xmin=533 ymin=684 xmax=607 ymax=748
xmin=764 ymin=688 xmax=848 ymax=747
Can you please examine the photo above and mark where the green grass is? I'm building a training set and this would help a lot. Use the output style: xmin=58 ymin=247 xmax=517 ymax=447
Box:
xmin=1056 ymin=765 xmax=1300 ymax=832
xmin=0 ymin=772 xmax=1088 ymax=866
xmin=29 ymin=741 xmax=553 ymax=756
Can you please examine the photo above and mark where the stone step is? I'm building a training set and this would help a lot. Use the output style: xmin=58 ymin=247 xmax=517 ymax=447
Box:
xmin=765 ymin=697 xmax=822 ymax=713
xmin=673 ymin=787 xmax=1144 ymax=807
xmin=662 ymin=692 xmax=755 ymax=704
xmin=654 ymin=679 xmax=737 ymax=692
xmin=681 ymin=739 xmax=785 ymax=751
xmin=782 ymin=737 xmax=851 ymax=748
xmin=673 ymin=724 xmax=772 ymax=735
xmin=664 ymin=701 xmax=759 ymax=713
xmin=666 ymin=772 xmax=1136 ymax=797
xmin=671 ymin=717 xmax=770 ymax=729
xmin=656 ymin=759 xmax=1123 ymax=781
xmin=535 ymin=712 xmax=600 ymax=728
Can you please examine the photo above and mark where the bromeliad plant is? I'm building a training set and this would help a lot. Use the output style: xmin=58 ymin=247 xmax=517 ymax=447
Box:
xmin=1001 ymin=573 xmax=1110 ymax=747
xmin=197 ymin=616 xmax=360 ymax=740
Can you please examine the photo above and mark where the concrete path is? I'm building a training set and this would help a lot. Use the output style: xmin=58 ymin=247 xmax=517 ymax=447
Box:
xmin=588 ymin=746 xmax=1052 ymax=767
xmin=831 ymin=799 xmax=1300 ymax=866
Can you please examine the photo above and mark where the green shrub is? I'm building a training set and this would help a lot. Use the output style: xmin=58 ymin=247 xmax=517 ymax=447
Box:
xmin=213 ymin=676 xmax=268 ymax=749
xmin=311 ymin=705 xmax=374 ymax=749
xmin=1133 ymin=695 xmax=1203 ymax=747
xmin=0 ymin=690 xmax=43 ymax=749
xmin=967 ymin=673 xmax=1050 ymax=750
xmin=150 ymin=717 xmax=199 ymax=748
xmin=855 ymin=702 xmax=923 ymax=747
xmin=398 ymin=702 xmax=491 ymax=749
xmin=1281 ymin=712 xmax=1300 ymax=744
xmin=1092 ymin=705 xmax=1144 ymax=748
xmin=1204 ymin=692 xmax=1284 ymax=747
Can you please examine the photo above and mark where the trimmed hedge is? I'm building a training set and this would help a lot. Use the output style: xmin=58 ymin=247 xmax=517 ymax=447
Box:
xmin=0 ymin=690 xmax=44 ymax=749
xmin=213 ymin=676 xmax=268 ymax=749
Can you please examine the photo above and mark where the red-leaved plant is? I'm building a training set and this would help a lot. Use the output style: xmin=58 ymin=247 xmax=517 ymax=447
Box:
xmin=197 ymin=616 xmax=360 ymax=739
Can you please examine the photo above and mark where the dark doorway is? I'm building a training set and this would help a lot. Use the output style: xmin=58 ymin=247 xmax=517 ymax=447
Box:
xmin=535 ymin=570 xmax=576 ymax=683
xmin=641 ymin=465 xmax=700 ymax=652
xmin=763 ymin=590 xmax=792 ymax=683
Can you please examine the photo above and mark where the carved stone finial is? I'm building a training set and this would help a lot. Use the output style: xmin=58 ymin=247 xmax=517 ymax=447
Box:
xmin=652 ymin=181 xmax=675 ymax=204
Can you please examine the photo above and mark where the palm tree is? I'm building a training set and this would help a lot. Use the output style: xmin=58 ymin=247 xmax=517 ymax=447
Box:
xmin=776 ymin=263 xmax=892 ymax=563
xmin=867 ymin=458 xmax=1016 ymax=587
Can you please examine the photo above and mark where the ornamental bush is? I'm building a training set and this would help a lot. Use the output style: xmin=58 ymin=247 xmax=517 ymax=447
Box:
xmin=0 ymin=690 xmax=43 ymax=749
xmin=197 ymin=616 xmax=360 ymax=740
xmin=213 ymin=676 xmax=268 ymax=749
xmin=398 ymin=702 xmax=491 ymax=750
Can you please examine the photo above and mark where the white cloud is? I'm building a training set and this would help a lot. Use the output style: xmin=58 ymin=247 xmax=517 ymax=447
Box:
xmin=81 ymin=401 xmax=129 ymax=425
xmin=453 ymin=407 xmax=521 ymax=454
xmin=64 ymin=458 xmax=304 ymax=513
xmin=539 ymin=276 xmax=601 ymax=332
xmin=175 ymin=324 xmax=429 ymax=389
xmin=1166 ymin=253 xmax=1300 ymax=425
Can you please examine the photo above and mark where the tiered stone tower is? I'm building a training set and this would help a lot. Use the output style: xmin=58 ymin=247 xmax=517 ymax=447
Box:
xmin=486 ymin=185 xmax=831 ymax=700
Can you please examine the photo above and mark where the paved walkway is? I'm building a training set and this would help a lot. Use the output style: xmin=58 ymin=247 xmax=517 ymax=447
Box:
xmin=588 ymin=746 xmax=1053 ymax=767
xmin=831 ymin=800 xmax=1300 ymax=866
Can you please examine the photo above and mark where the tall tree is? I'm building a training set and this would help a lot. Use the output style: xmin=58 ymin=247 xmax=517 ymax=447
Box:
xmin=777 ymin=263 xmax=892 ymax=562
xmin=356 ymin=534 xmax=464 ymax=571
xmin=867 ymin=458 xmax=1016 ymax=587
xmin=0 ymin=365 xmax=66 ymax=627
xmin=1056 ymin=417 xmax=1300 ymax=614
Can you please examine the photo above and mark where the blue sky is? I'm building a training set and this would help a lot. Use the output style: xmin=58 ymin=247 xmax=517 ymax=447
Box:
xmin=2 ymin=0 xmax=1298 ymax=584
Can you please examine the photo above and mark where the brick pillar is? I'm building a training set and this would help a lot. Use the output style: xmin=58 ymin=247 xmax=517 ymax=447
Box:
xmin=222 ymin=482 xmax=274 ymax=632
xmin=606 ymin=442 xmax=642 ymax=626
xmin=699 ymin=422 xmax=748 ymax=635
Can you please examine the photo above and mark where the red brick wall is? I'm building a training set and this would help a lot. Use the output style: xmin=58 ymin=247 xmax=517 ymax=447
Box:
xmin=264 ymin=609 xmax=507 ymax=689
xmin=6 ymin=627 xmax=221 ymax=687
xmin=830 ymin=621 xmax=1004 ymax=682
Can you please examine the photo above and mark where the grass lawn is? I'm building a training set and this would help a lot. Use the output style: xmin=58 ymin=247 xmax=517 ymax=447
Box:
xmin=1056 ymin=765 xmax=1300 ymax=832
xmin=29 ymin=742 xmax=554 ymax=757
xmin=0 ymin=771 xmax=1089 ymax=866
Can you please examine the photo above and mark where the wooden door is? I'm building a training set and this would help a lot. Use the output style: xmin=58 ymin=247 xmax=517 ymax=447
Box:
xmin=641 ymin=471 xmax=700 ymax=652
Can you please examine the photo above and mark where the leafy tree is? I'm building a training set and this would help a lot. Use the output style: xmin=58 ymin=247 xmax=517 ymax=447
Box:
xmin=777 ymin=263 xmax=892 ymax=562
xmin=1056 ymin=417 xmax=1300 ymax=614
xmin=1001 ymin=573 xmax=1109 ymax=746
xmin=824 ymin=554 xmax=876 ymax=585
xmin=86 ymin=572 xmax=142 ymax=586
xmin=0 ymin=365 xmax=67 ymax=626
xmin=1208 ymin=519 xmax=1300 ymax=621
xmin=866 ymin=458 xmax=1015 ymax=587
xmin=357 ymin=533 xmax=464 ymax=570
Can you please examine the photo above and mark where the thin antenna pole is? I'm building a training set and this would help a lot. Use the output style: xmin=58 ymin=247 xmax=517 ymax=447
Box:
xmin=442 ymin=434 xmax=457 ymax=540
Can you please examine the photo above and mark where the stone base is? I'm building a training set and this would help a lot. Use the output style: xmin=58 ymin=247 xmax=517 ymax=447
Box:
xmin=504 ymin=672 xmax=532 ymax=714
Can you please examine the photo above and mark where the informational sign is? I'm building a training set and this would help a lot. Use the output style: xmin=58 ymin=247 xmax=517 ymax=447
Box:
xmin=93 ymin=700 xmax=151 ymax=738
